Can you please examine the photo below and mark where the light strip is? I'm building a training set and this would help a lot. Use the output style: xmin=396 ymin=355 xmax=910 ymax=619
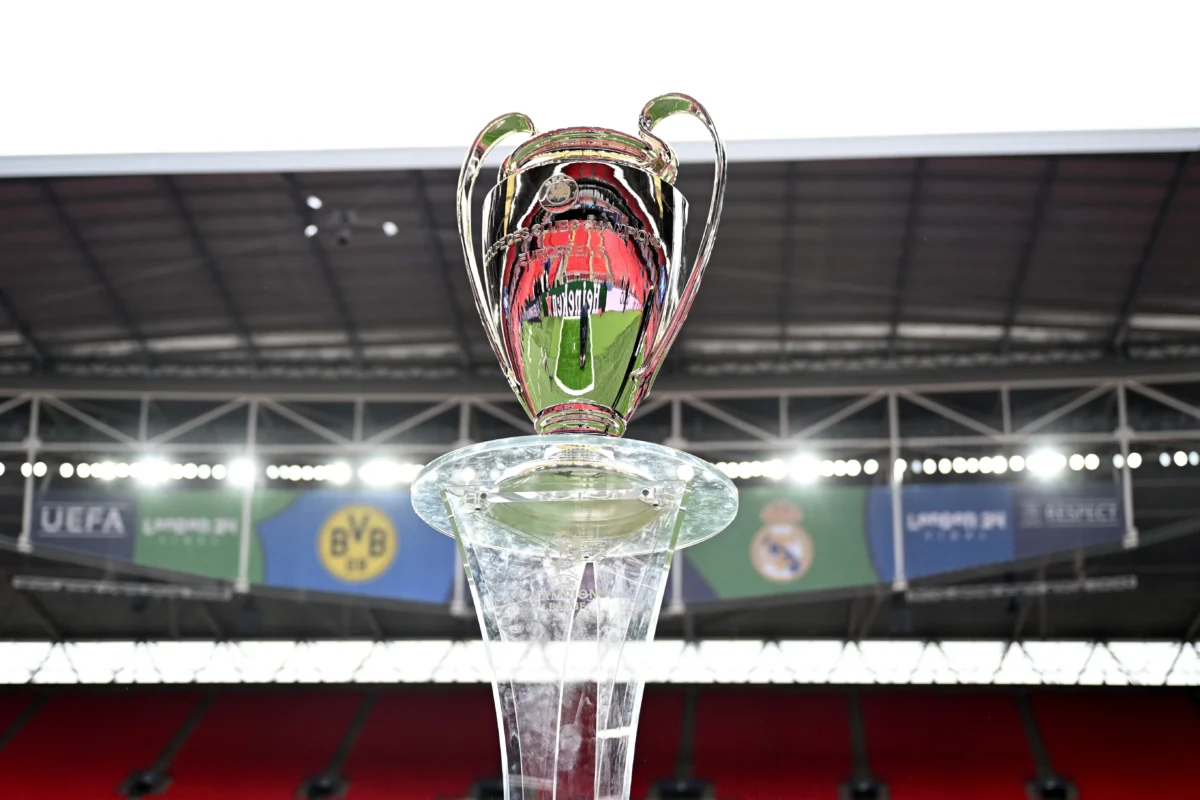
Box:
xmin=0 ymin=640 xmax=1195 ymax=686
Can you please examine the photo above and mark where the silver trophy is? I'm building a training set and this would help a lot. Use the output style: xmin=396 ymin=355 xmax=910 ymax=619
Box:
xmin=413 ymin=94 xmax=736 ymax=800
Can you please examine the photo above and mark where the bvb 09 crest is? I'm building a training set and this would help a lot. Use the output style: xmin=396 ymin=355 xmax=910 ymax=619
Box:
xmin=749 ymin=499 xmax=813 ymax=583
xmin=317 ymin=505 xmax=398 ymax=583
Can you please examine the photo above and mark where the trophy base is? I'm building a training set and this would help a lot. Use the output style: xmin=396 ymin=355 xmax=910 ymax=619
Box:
xmin=536 ymin=403 xmax=626 ymax=437
xmin=411 ymin=436 xmax=736 ymax=800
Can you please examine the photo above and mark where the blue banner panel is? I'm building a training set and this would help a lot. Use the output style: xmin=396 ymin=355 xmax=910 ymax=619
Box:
xmin=255 ymin=490 xmax=456 ymax=604
xmin=31 ymin=492 xmax=137 ymax=561
xmin=1013 ymin=483 xmax=1124 ymax=557
xmin=868 ymin=484 xmax=1014 ymax=581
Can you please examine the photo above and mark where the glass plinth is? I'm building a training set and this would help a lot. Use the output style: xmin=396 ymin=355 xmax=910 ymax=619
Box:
xmin=412 ymin=435 xmax=737 ymax=800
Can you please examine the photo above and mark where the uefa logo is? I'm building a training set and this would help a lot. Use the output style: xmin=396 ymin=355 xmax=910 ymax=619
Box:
xmin=749 ymin=499 xmax=814 ymax=583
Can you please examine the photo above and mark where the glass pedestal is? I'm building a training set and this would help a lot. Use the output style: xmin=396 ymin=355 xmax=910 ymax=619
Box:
xmin=412 ymin=435 xmax=736 ymax=800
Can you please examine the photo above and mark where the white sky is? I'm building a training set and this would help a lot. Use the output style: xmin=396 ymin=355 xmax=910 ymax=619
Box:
xmin=1 ymin=1 xmax=1198 ymax=160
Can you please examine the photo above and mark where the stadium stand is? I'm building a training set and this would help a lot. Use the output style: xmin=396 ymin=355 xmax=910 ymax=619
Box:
xmin=0 ymin=690 xmax=199 ymax=799
xmin=1032 ymin=691 xmax=1200 ymax=800
xmin=861 ymin=691 xmax=1035 ymax=800
xmin=343 ymin=688 xmax=497 ymax=800
xmin=630 ymin=689 xmax=686 ymax=797
xmin=692 ymin=689 xmax=852 ymax=799
xmin=165 ymin=690 xmax=360 ymax=799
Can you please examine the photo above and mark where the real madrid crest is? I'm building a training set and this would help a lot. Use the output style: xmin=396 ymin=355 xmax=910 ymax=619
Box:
xmin=749 ymin=499 xmax=813 ymax=583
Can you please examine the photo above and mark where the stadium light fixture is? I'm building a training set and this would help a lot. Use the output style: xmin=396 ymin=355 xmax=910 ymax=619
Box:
xmin=952 ymin=457 xmax=967 ymax=474
xmin=922 ymin=458 xmax=936 ymax=474
xmin=910 ymin=459 xmax=923 ymax=475
xmin=992 ymin=455 xmax=1008 ymax=474
xmin=33 ymin=461 xmax=47 ymax=478
xmin=328 ymin=461 xmax=352 ymax=485
xmin=863 ymin=459 xmax=879 ymax=476
xmin=359 ymin=459 xmax=398 ymax=487
xmin=306 ymin=195 xmax=323 ymax=210
xmin=1159 ymin=452 xmax=1171 ymax=467
xmin=1028 ymin=449 xmax=1066 ymax=477
xmin=845 ymin=459 xmax=862 ymax=477
xmin=304 ymin=224 xmax=319 ymax=238
xmin=1128 ymin=452 xmax=1142 ymax=468
xmin=0 ymin=463 xmax=4 ymax=477
xmin=1008 ymin=455 xmax=1025 ymax=472
xmin=211 ymin=464 xmax=227 ymax=480
xmin=1113 ymin=453 xmax=1125 ymax=469
xmin=182 ymin=463 xmax=199 ymax=480
xmin=59 ymin=463 xmax=73 ymax=478
xmin=198 ymin=464 xmax=212 ymax=479
xmin=1084 ymin=453 xmax=1099 ymax=471
xmin=227 ymin=458 xmax=256 ymax=486
xmin=382 ymin=220 xmax=399 ymax=236
xmin=966 ymin=457 xmax=979 ymax=474
xmin=132 ymin=458 xmax=168 ymax=486
xmin=1068 ymin=454 xmax=1085 ymax=471
xmin=820 ymin=459 xmax=837 ymax=478
xmin=937 ymin=458 xmax=951 ymax=474
xmin=1174 ymin=451 xmax=1188 ymax=467
xmin=1191 ymin=451 xmax=1199 ymax=467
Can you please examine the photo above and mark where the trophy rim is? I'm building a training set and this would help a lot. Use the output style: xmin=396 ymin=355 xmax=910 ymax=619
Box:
xmin=410 ymin=435 xmax=737 ymax=551
xmin=501 ymin=125 xmax=677 ymax=183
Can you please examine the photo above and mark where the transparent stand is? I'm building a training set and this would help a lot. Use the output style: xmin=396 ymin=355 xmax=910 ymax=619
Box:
xmin=412 ymin=436 xmax=736 ymax=800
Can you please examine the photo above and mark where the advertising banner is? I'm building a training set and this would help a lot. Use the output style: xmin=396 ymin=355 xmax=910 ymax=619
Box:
xmin=255 ymin=490 xmax=455 ymax=604
xmin=28 ymin=489 xmax=455 ymax=605
xmin=1012 ymin=483 xmax=1124 ymax=557
xmin=683 ymin=486 xmax=879 ymax=602
xmin=867 ymin=484 xmax=1014 ymax=581
xmin=30 ymin=493 xmax=137 ymax=561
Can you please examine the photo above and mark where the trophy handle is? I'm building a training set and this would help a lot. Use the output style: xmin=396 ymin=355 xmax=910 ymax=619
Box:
xmin=637 ymin=93 xmax=727 ymax=367
xmin=457 ymin=112 xmax=537 ymax=374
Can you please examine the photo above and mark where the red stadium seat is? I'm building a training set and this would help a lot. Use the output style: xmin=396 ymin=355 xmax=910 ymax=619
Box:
xmin=343 ymin=688 xmax=497 ymax=800
xmin=861 ymin=691 xmax=1034 ymax=800
xmin=0 ymin=689 xmax=199 ymax=800
xmin=166 ymin=690 xmax=361 ymax=799
xmin=692 ymin=689 xmax=852 ymax=800
xmin=1033 ymin=691 xmax=1200 ymax=800
xmin=0 ymin=691 xmax=35 ymax=736
xmin=630 ymin=689 xmax=686 ymax=798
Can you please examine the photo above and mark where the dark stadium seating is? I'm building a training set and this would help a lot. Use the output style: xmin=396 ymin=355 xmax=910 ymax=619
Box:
xmin=0 ymin=690 xmax=199 ymax=800
xmin=165 ymin=690 xmax=360 ymax=799
xmin=0 ymin=691 xmax=34 ymax=737
xmin=692 ymin=689 xmax=852 ymax=800
xmin=1032 ymin=691 xmax=1200 ymax=800
xmin=861 ymin=691 xmax=1035 ymax=800
xmin=343 ymin=687 xmax=497 ymax=800
xmin=630 ymin=689 xmax=686 ymax=797
xmin=1 ymin=687 xmax=1196 ymax=799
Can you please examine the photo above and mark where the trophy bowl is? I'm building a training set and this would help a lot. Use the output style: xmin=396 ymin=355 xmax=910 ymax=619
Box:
xmin=458 ymin=94 xmax=726 ymax=436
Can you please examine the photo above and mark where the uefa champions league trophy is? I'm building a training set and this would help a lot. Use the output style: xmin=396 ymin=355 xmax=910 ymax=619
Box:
xmin=411 ymin=94 xmax=737 ymax=800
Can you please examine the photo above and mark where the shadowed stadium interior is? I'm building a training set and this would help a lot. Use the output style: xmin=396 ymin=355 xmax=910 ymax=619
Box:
xmin=3 ymin=148 xmax=1200 ymax=798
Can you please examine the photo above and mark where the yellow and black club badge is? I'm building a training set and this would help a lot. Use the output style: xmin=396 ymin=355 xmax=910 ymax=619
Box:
xmin=317 ymin=505 xmax=398 ymax=583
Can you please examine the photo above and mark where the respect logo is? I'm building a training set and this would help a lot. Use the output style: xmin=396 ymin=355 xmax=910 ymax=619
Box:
xmin=317 ymin=505 xmax=397 ymax=583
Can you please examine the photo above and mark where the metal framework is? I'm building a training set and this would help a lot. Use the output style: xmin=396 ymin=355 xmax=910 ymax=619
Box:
xmin=6 ymin=368 xmax=1200 ymax=594
xmin=3 ymin=639 xmax=1199 ymax=687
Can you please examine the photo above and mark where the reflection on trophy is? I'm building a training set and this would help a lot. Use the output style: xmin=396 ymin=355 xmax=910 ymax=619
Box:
xmin=412 ymin=94 xmax=737 ymax=800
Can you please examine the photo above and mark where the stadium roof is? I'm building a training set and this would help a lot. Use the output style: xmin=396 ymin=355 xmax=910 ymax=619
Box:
xmin=2 ymin=146 xmax=1200 ymax=645
xmin=1 ymin=151 xmax=1198 ymax=387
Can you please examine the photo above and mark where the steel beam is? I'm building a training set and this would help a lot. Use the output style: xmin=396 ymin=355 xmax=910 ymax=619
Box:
xmin=886 ymin=158 xmax=926 ymax=359
xmin=160 ymin=177 xmax=260 ymax=367
xmin=1001 ymin=157 xmax=1057 ymax=352
xmin=281 ymin=174 xmax=365 ymax=367
xmin=40 ymin=181 xmax=151 ymax=361
xmin=776 ymin=162 xmax=797 ymax=363
xmin=413 ymin=170 xmax=474 ymax=373
xmin=1111 ymin=153 xmax=1193 ymax=352
xmin=0 ymin=287 xmax=51 ymax=367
